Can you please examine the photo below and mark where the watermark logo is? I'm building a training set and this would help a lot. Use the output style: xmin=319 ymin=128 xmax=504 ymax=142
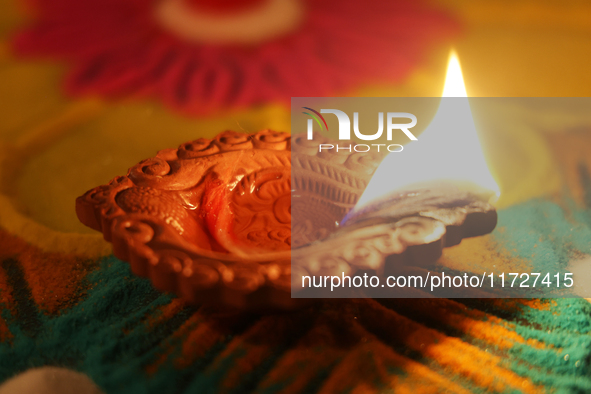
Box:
xmin=302 ymin=108 xmax=417 ymax=152
xmin=302 ymin=107 xmax=328 ymax=136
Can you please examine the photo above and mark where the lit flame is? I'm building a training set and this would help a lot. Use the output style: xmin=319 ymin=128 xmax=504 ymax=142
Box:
xmin=355 ymin=50 xmax=500 ymax=210
xmin=442 ymin=50 xmax=467 ymax=97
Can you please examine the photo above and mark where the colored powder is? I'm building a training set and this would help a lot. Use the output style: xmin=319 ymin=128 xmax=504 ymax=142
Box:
xmin=485 ymin=191 xmax=591 ymax=391
xmin=0 ymin=254 xmax=192 ymax=394
xmin=0 ymin=260 xmax=14 ymax=341
xmin=440 ymin=236 xmax=532 ymax=280
xmin=493 ymin=198 xmax=591 ymax=299
xmin=0 ymin=229 xmax=94 ymax=315
xmin=0 ymin=248 xmax=590 ymax=393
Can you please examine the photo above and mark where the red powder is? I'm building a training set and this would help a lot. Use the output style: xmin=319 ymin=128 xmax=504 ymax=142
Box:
xmin=0 ymin=229 xmax=97 ymax=316
xmin=0 ymin=262 xmax=14 ymax=341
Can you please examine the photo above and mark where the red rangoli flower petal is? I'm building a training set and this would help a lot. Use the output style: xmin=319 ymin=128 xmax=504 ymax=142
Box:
xmin=12 ymin=0 xmax=459 ymax=114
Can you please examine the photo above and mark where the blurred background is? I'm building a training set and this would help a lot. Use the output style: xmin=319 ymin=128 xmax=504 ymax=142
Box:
xmin=1 ymin=0 xmax=591 ymax=393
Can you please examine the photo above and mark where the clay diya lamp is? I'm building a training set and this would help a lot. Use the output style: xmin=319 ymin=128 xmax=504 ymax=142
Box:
xmin=291 ymin=180 xmax=497 ymax=298
xmin=76 ymin=130 xmax=387 ymax=309
xmin=76 ymin=128 xmax=498 ymax=307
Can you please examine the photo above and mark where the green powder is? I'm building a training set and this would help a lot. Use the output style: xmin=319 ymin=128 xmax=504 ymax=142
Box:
xmin=491 ymin=193 xmax=591 ymax=392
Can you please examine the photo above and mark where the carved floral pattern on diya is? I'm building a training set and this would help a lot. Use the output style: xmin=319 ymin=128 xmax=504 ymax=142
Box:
xmin=76 ymin=130 xmax=385 ymax=309
xmin=13 ymin=0 xmax=456 ymax=114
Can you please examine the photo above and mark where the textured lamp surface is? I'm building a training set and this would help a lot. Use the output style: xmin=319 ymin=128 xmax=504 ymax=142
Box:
xmin=292 ymin=183 xmax=497 ymax=298
xmin=76 ymin=130 xmax=497 ymax=308
xmin=76 ymin=130 xmax=381 ymax=308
